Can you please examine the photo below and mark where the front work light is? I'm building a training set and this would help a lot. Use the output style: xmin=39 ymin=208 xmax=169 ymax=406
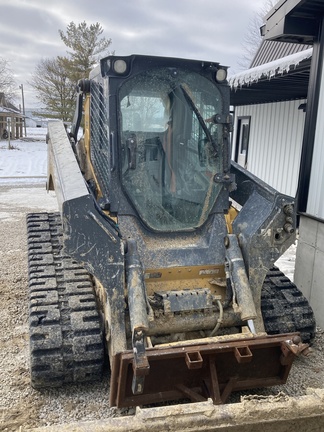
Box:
xmin=114 ymin=59 xmax=127 ymax=74
xmin=215 ymin=68 xmax=227 ymax=82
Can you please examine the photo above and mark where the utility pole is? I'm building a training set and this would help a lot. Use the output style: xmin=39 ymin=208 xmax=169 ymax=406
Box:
xmin=7 ymin=117 xmax=11 ymax=149
xmin=19 ymin=84 xmax=27 ymax=137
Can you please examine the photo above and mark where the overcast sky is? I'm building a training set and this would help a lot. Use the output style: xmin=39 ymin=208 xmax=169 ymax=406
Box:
xmin=0 ymin=0 xmax=268 ymax=108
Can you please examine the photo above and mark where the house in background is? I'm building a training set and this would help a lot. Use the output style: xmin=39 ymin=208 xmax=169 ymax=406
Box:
xmin=229 ymin=0 xmax=324 ymax=329
xmin=0 ymin=92 xmax=24 ymax=139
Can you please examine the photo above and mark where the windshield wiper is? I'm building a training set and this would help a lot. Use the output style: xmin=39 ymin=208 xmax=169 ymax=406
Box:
xmin=179 ymin=85 xmax=216 ymax=151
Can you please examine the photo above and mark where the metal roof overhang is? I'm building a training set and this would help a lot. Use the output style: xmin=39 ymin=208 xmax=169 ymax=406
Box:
xmin=230 ymin=58 xmax=311 ymax=106
xmin=230 ymin=1 xmax=324 ymax=106
xmin=261 ymin=0 xmax=324 ymax=44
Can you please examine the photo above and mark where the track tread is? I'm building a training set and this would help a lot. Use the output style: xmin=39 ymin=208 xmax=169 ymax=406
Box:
xmin=262 ymin=266 xmax=316 ymax=343
xmin=27 ymin=212 xmax=104 ymax=388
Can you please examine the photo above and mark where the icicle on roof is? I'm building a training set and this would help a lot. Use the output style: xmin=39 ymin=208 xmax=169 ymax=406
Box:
xmin=229 ymin=47 xmax=313 ymax=89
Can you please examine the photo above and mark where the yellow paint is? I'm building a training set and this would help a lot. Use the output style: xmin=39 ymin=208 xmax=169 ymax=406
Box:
xmin=225 ymin=206 xmax=239 ymax=233
xmin=144 ymin=265 xmax=226 ymax=297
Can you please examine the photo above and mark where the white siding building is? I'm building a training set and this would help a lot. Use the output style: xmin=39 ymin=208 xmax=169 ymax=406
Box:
xmin=231 ymin=99 xmax=306 ymax=197
xmin=231 ymin=0 xmax=324 ymax=329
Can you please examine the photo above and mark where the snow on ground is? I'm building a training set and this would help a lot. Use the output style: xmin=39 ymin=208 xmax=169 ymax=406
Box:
xmin=275 ymin=241 xmax=296 ymax=282
xmin=0 ymin=127 xmax=48 ymax=182
xmin=0 ymin=127 xmax=58 ymax=221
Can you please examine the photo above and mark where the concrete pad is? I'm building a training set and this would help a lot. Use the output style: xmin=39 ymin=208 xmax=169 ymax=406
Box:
xmin=294 ymin=240 xmax=315 ymax=300
xmin=298 ymin=216 xmax=318 ymax=247
xmin=317 ymin=222 xmax=324 ymax=253
xmin=310 ymin=249 xmax=324 ymax=329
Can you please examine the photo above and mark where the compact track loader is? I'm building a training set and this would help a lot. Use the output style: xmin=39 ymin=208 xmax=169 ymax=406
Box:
xmin=27 ymin=54 xmax=315 ymax=410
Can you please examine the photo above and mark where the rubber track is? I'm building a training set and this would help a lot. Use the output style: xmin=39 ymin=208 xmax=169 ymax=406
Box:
xmin=262 ymin=266 xmax=316 ymax=343
xmin=27 ymin=212 xmax=104 ymax=388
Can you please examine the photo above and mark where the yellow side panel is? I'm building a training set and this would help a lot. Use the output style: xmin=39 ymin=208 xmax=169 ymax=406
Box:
xmin=144 ymin=265 xmax=226 ymax=297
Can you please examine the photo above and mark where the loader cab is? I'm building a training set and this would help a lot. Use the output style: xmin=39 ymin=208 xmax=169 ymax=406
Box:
xmin=93 ymin=55 xmax=232 ymax=232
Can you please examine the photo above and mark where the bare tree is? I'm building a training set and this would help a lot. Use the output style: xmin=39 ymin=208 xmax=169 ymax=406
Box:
xmin=238 ymin=0 xmax=277 ymax=69
xmin=30 ymin=57 xmax=76 ymax=122
xmin=0 ymin=58 xmax=16 ymax=101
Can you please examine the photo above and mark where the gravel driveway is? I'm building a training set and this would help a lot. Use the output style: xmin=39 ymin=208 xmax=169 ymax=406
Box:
xmin=1 ymin=183 xmax=323 ymax=431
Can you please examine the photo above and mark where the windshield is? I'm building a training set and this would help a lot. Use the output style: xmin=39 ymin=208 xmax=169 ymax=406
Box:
xmin=119 ymin=68 xmax=224 ymax=232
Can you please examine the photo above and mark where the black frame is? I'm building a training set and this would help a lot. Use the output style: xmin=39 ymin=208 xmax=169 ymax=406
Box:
xmin=234 ymin=116 xmax=251 ymax=167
